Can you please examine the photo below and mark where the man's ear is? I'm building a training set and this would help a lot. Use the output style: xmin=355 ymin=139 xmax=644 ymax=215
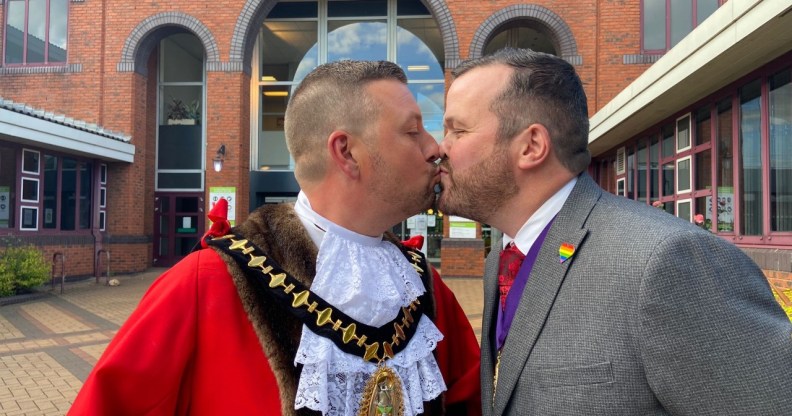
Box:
xmin=514 ymin=123 xmax=551 ymax=170
xmin=327 ymin=130 xmax=360 ymax=179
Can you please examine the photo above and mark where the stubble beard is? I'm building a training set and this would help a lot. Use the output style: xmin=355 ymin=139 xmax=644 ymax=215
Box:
xmin=438 ymin=146 xmax=517 ymax=223
xmin=368 ymin=151 xmax=436 ymax=218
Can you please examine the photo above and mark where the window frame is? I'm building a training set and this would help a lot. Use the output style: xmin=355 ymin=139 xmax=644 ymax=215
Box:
xmin=640 ymin=0 xmax=724 ymax=54
xmin=2 ymin=0 xmax=70 ymax=66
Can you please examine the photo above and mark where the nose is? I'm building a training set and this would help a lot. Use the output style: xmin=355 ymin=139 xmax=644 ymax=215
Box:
xmin=423 ymin=132 xmax=440 ymax=163
xmin=438 ymin=136 xmax=450 ymax=159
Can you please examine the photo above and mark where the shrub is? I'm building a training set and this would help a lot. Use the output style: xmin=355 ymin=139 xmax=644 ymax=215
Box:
xmin=0 ymin=245 xmax=49 ymax=297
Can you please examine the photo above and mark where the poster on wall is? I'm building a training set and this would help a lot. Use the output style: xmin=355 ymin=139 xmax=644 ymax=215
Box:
xmin=449 ymin=215 xmax=476 ymax=239
xmin=209 ymin=187 xmax=236 ymax=226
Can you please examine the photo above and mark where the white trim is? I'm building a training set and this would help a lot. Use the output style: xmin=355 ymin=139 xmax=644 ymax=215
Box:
xmin=20 ymin=177 xmax=39 ymax=203
xmin=0 ymin=108 xmax=135 ymax=162
xmin=99 ymin=210 xmax=106 ymax=231
xmin=589 ymin=0 xmax=792 ymax=155
xmin=19 ymin=206 xmax=38 ymax=230
xmin=21 ymin=149 xmax=40 ymax=174
xmin=676 ymin=156 xmax=693 ymax=194
xmin=99 ymin=163 xmax=107 ymax=184
xmin=100 ymin=187 xmax=107 ymax=208
xmin=676 ymin=199 xmax=693 ymax=222
xmin=676 ymin=113 xmax=692 ymax=152
xmin=616 ymin=177 xmax=626 ymax=197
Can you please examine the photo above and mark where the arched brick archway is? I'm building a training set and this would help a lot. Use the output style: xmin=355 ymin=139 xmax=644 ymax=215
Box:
xmin=469 ymin=4 xmax=582 ymax=66
xmin=228 ymin=0 xmax=462 ymax=74
xmin=117 ymin=12 xmax=221 ymax=75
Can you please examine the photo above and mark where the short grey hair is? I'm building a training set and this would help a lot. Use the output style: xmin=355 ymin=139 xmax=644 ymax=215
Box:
xmin=284 ymin=60 xmax=408 ymax=183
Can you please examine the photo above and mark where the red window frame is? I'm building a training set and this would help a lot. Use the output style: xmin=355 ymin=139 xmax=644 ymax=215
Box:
xmin=2 ymin=0 xmax=69 ymax=66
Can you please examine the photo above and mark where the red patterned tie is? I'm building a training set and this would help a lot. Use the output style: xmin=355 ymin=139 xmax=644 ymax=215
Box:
xmin=498 ymin=242 xmax=525 ymax=310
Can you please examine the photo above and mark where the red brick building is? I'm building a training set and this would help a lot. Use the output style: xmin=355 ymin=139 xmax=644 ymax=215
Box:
xmin=0 ymin=0 xmax=790 ymax=289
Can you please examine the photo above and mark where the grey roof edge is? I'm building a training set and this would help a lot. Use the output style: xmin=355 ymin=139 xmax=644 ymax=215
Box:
xmin=0 ymin=96 xmax=131 ymax=143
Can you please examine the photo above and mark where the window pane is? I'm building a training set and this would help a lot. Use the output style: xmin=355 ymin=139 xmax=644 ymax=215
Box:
xmin=161 ymin=85 xmax=202 ymax=125
xmin=670 ymin=0 xmax=692 ymax=47
xmin=0 ymin=145 xmax=17 ymax=228
xmin=661 ymin=124 xmax=675 ymax=158
xmin=5 ymin=0 xmax=25 ymax=64
xmin=637 ymin=140 xmax=647 ymax=201
xmin=21 ymin=178 xmax=38 ymax=202
xmin=716 ymin=99 xmax=735 ymax=232
xmin=697 ymin=0 xmax=720 ymax=25
xmin=650 ymin=136 xmax=660 ymax=200
xmin=695 ymin=107 xmax=711 ymax=144
xmin=328 ymin=0 xmax=387 ymax=17
xmin=43 ymin=155 xmax=58 ymax=229
xmin=157 ymin=172 xmax=202 ymax=189
xmin=258 ymin=85 xmax=292 ymax=170
xmin=397 ymin=19 xmax=444 ymax=80
xmin=327 ymin=21 xmax=387 ymax=62
xmin=48 ymin=0 xmax=68 ymax=62
xmin=769 ymin=69 xmax=792 ymax=232
xmin=408 ymin=83 xmax=444 ymax=141
xmin=267 ymin=1 xmax=318 ymax=18
xmin=158 ymin=125 xmax=202 ymax=169
xmin=739 ymin=79 xmax=763 ymax=236
xmin=22 ymin=150 xmax=39 ymax=173
xmin=677 ymin=115 xmax=690 ymax=150
xmin=695 ymin=150 xmax=711 ymax=190
xmin=643 ymin=0 xmax=666 ymax=50
xmin=61 ymin=158 xmax=77 ymax=230
xmin=696 ymin=196 xmax=711 ymax=230
xmin=677 ymin=200 xmax=691 ymax=222
xmin=261 ymin=21 xmax=318 ymax=82
xmin=397 ymin=0 xmax=430 ymax=16
xmin=677 ymin=158 xmax=691 ymax=193
xmin=79 ymin=162 xmax=92 ymax=229
xmin=627 ymin=147 xmax=634 ymax=199
xmin=483 ymin=21 xmax=558 ymax=56
xmin=663 ymin=162 xmax=675 ymax=196
xmin=162 ymin=34 xmax=204 ymax=83
xmin=27 ymin=0 xmax=47 ymax=63
xmin=21 ymin=207 xmax=38 ymax=229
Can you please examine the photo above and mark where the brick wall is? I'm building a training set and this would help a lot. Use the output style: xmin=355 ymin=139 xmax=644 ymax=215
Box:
xmin=440 ymin=238 xmax=485 ymax=279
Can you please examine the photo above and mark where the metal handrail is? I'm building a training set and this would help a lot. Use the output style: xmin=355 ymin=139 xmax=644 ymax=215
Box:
xmin=95 ymin=249 xmax=110 ymax=285
xmin=51 ymin=252 xmax=66 ymax=294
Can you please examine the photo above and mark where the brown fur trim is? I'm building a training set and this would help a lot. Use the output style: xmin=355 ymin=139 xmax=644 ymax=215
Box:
xmin=215 ymin=205 xmax=445 ymax=415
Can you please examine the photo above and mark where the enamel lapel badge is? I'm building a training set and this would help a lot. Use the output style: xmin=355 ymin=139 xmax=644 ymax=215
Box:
xmin=559 ymin=242 xmax=575 ymax=263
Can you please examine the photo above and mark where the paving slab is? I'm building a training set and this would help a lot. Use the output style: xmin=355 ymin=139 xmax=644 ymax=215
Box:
xmin=0 ymin=267 xmax=484 ymax=414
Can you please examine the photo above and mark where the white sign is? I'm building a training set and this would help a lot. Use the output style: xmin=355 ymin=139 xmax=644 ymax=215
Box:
xmin=209 ymin=187 xmax=236 ymax=226
xmin=0 ymin=187 xmax=9 ymax=221
xmin=449 ymin=216 xmax=476 ymax=239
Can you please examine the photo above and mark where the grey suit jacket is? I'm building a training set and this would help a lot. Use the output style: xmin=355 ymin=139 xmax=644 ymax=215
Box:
xmin=481 ymin=174 xmax=792 ymax=415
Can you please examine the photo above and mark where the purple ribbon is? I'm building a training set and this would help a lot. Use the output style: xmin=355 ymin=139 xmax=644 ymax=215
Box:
xmin=495 ymin=218 xmax=554 ymax=351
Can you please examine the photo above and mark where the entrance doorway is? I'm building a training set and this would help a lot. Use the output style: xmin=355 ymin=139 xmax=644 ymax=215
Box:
xmin=153 ymin=192 xmax=204 ymax=267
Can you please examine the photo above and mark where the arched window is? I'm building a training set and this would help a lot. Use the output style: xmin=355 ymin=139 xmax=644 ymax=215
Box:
xmin=483 ymin=19 xmax=559 ymax=57
xmin=252 ymin=0 xmax=445 ymax=171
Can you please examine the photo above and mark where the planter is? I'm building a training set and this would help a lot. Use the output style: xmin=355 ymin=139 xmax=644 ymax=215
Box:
xmin=167 ymin=119 xmax=197 ymax=125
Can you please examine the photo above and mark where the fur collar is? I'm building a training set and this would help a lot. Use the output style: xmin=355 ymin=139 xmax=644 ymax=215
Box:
xmin=212 ymin=203 xmax=441 ymax=415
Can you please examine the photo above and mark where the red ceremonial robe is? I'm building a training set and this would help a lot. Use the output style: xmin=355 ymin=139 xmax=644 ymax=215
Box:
xmin=69 ymin=205 xmax=481 ymax=415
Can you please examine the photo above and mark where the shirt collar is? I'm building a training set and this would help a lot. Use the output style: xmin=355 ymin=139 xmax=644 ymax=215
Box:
xmin=503 ymin=177 xmax=577 ymax=254
xmin=294 ymin=191 xmax=383 ymax=247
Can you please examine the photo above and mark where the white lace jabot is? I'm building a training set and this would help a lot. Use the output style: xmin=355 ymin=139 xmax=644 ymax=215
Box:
xmin=293 ymin=194 xmax=446 ymax=416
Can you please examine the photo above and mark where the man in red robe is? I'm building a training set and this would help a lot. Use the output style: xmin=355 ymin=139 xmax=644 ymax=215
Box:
xmin=69 ymin=60 xmax=481 ymax=416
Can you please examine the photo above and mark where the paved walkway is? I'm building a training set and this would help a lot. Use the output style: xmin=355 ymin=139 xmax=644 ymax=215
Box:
xmin=0 ymin=269 xmax=483 ymax=415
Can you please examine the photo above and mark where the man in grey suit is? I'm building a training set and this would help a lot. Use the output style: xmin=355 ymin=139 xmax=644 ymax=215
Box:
xmin=437 ymin=48 xmax=792 ymax=415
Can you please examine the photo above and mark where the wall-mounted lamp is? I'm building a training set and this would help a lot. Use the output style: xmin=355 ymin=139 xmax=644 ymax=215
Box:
xmin=213 ymin=144 xmax=226 ymax=172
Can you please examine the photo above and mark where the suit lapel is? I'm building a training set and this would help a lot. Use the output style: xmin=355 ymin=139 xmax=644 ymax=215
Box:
xmin=492 ymin=174 xmax=601 ymax=414
xmin=480 ymin=244 xmax=501 ymax=410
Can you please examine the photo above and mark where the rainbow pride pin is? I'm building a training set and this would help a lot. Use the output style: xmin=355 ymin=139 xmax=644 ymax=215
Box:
xmin=559 ymin=243 xmax=575 ymax=263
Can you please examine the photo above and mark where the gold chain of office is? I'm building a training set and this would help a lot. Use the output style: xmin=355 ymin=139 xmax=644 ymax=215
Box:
xmin=213 ymin=234 xmax=426 ymax=363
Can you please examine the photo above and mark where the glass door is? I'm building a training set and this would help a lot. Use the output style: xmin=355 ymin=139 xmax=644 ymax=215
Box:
xmin=153 ymin=192 xmax=204 ymax=266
